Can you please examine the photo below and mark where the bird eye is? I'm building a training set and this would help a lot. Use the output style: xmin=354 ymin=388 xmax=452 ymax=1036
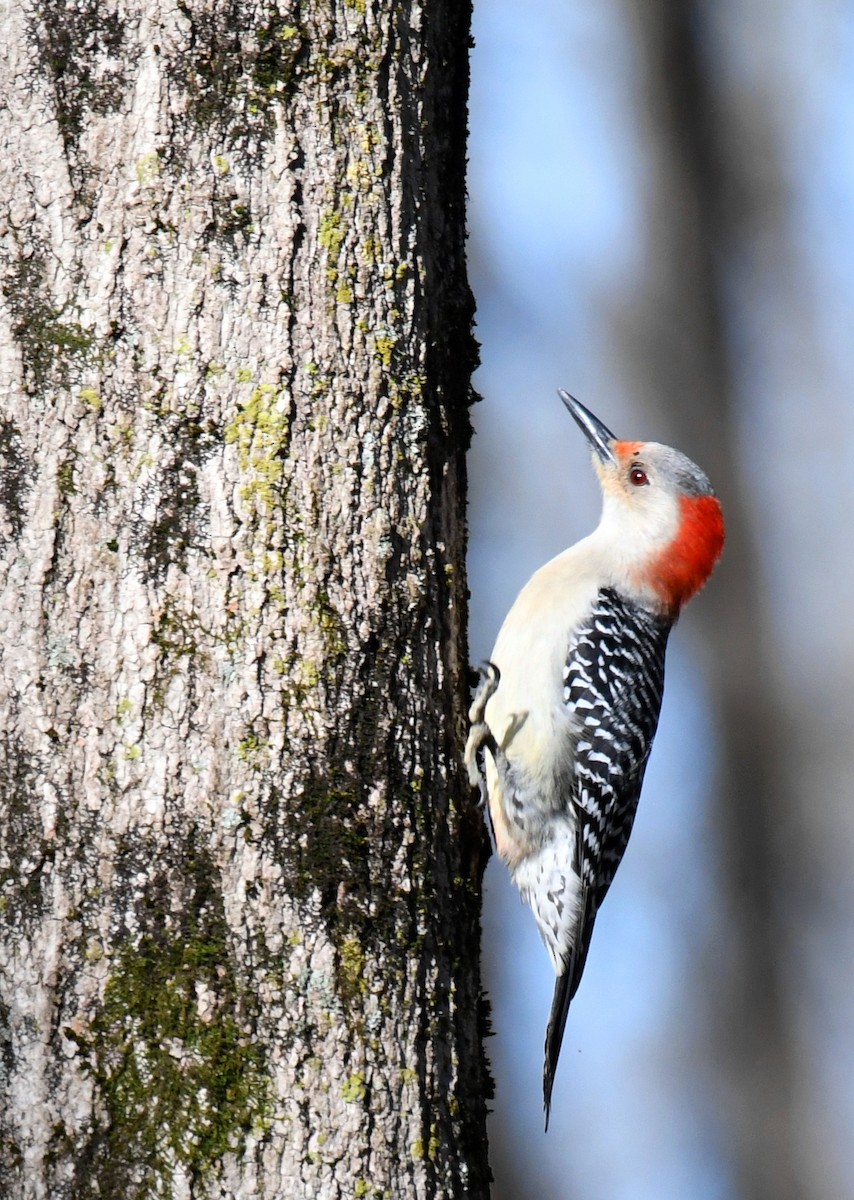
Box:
xmin=629 ymin=466 xmax=649 ymax=487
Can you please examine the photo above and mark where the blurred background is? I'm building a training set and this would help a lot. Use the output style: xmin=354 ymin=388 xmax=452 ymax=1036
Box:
xmin=466 ymin=3 xmax=854 ymax=1198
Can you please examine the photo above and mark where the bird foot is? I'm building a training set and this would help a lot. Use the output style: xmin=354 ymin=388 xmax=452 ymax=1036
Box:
xmin=464 ymin=661 xmax=501 ymax=805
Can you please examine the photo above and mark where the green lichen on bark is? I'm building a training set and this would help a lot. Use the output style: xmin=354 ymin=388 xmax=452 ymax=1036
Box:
xmin=171 ymin=2 xmax=305 ymax=147
xmin=31 ymin=0 xmax=133 ymax=149
xmin=225 ymin=382 xmax=292 ymax=515
xmin=73 ymin=844 xmax=270 ymax=1197
xmin=2 ymin=253 xmax=100 ymax=394
xmin=279 ymin=774 xmax=370 ymax=919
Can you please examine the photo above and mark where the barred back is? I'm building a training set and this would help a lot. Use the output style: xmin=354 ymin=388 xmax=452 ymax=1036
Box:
xmin=563 ymin=587 xmax=671 ymax=906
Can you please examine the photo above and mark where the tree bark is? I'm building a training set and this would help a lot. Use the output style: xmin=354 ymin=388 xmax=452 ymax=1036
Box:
xmin=0 ymin=2 xmax=489 ymax=1198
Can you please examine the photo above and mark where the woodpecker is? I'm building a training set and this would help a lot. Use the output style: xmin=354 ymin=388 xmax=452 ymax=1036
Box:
xmin=466 ymin=391 xmax=724 ymax=1128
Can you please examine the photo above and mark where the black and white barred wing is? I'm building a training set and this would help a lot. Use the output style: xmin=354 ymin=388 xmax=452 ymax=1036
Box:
xmin=544 ymin=588 xmax=671 ymax=1123
xmin=563 ymin=587 xmax=670 ymax=913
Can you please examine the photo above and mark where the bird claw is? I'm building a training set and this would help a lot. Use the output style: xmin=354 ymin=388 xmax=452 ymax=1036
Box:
xmin=468 ymin=661 xmax=500 ymax=724
xmin=464 ymin=661 xmax=501 ymax=797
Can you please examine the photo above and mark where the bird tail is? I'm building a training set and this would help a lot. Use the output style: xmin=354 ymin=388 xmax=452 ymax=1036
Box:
xmin=543 ymin=903 xmax=594 ymax=1129
xmin=543 ymin=970 xmax=572 ymax=1131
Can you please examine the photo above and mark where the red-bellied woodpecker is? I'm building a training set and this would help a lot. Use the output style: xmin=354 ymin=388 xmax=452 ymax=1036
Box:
xmin=466 ymin=391 xmax=725 ymax=1128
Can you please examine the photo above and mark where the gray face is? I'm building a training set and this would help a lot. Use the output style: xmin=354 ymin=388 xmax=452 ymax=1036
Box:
xmin=634 ymin=444 xmax=716 ymax=499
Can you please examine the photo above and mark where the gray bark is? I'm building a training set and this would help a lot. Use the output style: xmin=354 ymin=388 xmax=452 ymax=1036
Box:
xmin=0 ymin=2 xmax=489 ymax=1197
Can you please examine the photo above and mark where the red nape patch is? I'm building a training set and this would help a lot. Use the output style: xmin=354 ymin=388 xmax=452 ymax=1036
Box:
xmin=646 ymin=495 xmax=725 ymax=614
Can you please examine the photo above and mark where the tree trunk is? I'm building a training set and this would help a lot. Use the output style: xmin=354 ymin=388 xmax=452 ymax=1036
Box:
xmin=0 ymin=3 xmax=489 ymax=1198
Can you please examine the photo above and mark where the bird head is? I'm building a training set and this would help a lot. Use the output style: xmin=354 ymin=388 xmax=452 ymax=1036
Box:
xmin=559 ymin=390 xmax=725 ymax=617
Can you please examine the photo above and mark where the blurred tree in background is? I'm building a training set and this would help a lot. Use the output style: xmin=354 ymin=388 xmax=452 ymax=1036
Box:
xmin=470 ymin=3 xmax=854 ymax=1199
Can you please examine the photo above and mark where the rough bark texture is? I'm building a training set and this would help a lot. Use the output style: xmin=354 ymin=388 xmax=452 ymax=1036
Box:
xmin=0 ymin=2 xmax=489 ymax=1198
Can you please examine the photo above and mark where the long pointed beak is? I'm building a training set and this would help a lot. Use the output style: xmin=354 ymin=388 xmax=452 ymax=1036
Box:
xmin=558 ymin=390 xmax=618 ymax=466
